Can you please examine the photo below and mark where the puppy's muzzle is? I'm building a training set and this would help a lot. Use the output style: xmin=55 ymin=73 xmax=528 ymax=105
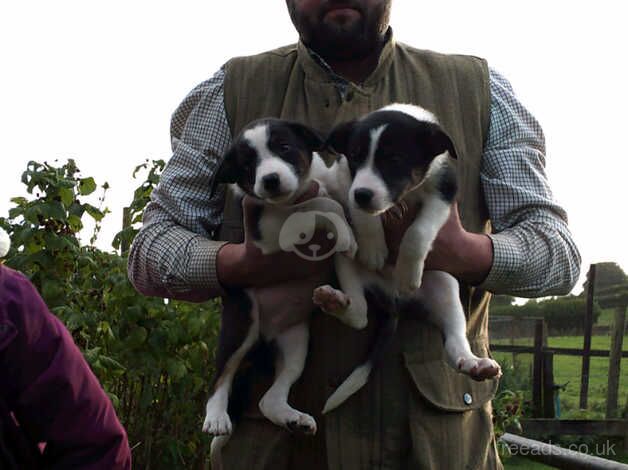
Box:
xmin=262 ymin=172 xmax=281 ymax=193
xmin=353 ymin=187 xmax=375 ymax=209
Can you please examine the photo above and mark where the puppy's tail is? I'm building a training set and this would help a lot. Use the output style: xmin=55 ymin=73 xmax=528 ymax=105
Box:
xmin=323 ymin=305 xmax=398 ymax=414
xmin=210 ymin=435 xmax=230 ymax=470
xmin=0 ymin=227 xmax=10 ymax=258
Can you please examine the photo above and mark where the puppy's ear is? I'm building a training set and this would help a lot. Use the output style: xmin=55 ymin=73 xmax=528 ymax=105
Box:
xmin=325 ymin=120 xmax=356 ymax=156
xmin=210 ymin=146 xmax=238 ymax=198
xmin=287 ymin=122 xmax=325 ymax=152
xmin=418 ymin=124 xmax=458 ymax=160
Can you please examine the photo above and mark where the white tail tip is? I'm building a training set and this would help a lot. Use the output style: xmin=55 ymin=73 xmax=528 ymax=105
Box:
xmin=322 ymin=363 xmax=372 ymax=414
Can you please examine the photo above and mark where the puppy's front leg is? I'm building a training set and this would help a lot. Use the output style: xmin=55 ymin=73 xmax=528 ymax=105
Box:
xmin=350 ymin=206 xmax=387 ymax=271
xmin=393 ymin=194 xmax=451 ymax=296
xmin=258 ymin=322 xmax=317 ymax=435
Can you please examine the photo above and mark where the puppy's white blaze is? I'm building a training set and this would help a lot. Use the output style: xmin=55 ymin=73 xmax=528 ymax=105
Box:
xmin=351 ymin=167 xmax=392 ymax=213
xmin=380 ymin=103 xmax=438 ymax=124
xmin=322 ymin=362 xmax=373 ymax=414
xmin=243 ymin=124 xmax=269 ymax=154
xmin=367 ymin=124 xmax=387 ymax=166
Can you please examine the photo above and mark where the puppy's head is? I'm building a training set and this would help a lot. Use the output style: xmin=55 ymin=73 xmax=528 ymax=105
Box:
xmin=210 ymin=119 xmax=323 ymax=204
xmin=327 ymin=104 xmax=457 ymax=214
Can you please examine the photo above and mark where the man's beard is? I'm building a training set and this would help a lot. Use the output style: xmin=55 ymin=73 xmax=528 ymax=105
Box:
xmin=289 ymin=1 xmax=390 ymax=61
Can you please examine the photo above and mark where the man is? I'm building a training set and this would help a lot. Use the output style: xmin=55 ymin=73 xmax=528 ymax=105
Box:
xmin=128 ymin=1 xmax=581 ymax=468
xmin=0 ymin=263 xmax=132 ymax=469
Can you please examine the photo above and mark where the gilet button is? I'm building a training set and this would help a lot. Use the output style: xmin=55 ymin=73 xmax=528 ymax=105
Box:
xmin=463 ymin=393 xmax=473 ymax=405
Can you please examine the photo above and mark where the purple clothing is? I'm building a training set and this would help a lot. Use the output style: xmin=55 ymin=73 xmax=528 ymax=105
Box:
xmin=0 ymin=265 xmax=131 ymax=469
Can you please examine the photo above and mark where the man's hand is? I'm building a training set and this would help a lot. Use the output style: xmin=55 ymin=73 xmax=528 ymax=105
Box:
xmin=382 ymin=202 xmax=493 ymax=285
xmin=216 ymin=183 xmax=334 ymax=289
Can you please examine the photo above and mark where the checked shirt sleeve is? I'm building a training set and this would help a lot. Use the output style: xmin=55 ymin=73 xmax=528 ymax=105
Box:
xmin=128 ymin=68 xmax=231 ymax=301
xmin=479 ymin=69 xmax=581 ymax=297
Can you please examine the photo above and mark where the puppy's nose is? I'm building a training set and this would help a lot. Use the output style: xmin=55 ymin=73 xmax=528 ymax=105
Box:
xmin=354 ymin=188 xmax=374 ymax=208
xmin=262 ymin=173 xmax=280 ymax=192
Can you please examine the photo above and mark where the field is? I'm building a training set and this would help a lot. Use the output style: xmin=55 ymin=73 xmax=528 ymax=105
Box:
xmin=494 ymin=329 xmax=628 ymax=468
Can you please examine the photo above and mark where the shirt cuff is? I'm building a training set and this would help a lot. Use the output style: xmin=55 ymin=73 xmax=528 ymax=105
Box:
xmin=187 ymin=238 xmax=229 ymax=299
xmin=478 ymin=232 xmax=522 ymax=293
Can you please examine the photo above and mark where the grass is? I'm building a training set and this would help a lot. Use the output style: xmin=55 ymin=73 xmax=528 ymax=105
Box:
xmin=596 ymin=307 xmax=616 ymax=327
xmin=494 ymin=309 xmax=627 ymax=468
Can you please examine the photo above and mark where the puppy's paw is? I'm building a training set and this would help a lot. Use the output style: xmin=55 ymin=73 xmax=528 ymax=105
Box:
xmin=202 ymin=409 xmax=233 ymax=435
xmin=286 ymin=412 xmax=317 ymax=436
xmin=457 ymin=357 xmax=502 ymax=381
xmin=259 ymin=398 xmax=317 ymax=435
xmin=313 ymin=285 xmax=350 ymax=314
xmin=313 ymin=285 xmax=367 ymax=329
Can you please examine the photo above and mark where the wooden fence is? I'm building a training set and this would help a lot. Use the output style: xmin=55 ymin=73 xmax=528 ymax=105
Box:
xmin=492 ymin=264 xmax=628 ymax=466
xmin=490 ymin=264 xmax=627 ymax=420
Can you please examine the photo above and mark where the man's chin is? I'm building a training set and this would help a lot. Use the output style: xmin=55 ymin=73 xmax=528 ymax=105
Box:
xmin=323 ymin=8 xmax=361 ymax=26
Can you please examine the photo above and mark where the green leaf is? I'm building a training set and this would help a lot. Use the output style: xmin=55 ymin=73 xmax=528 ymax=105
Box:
xmin=41 ymin=279 xmax=64 ymax=304
xmin=41 ymin=201 xmax=67 ymax=222
xmin=127 ymin=327 xmax=148 ymax=348
xmin=166 ymin=358 xmax=188 ymax=381
xmin=10 ymin=197 xmax=28 ymax=206
xmin=59 ymin=187 xmax=74 ymax=207
xmin=84 ymin=204 xmax=104 ymax=221
xmin=68 ymin=214 xmax=83 ymax=232
xmin=79 ymin=177 xmax=97 ymax=195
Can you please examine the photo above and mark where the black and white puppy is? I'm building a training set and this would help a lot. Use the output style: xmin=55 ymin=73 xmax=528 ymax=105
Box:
xmin=202 ymin=118 xmax=359 ymax=442
xmin=314 ymin=104 xmax=502 ymax=413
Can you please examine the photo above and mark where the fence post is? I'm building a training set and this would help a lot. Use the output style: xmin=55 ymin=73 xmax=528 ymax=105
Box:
xmin=606 ymin=306 xmax=626 ymax=419
xmin=532 ymin=319 xmax=546 ymax=418
xmin=579 ymin=264 xmax=596 ymax=410
xmin=542 ymin=352 xmax=556 ymax=418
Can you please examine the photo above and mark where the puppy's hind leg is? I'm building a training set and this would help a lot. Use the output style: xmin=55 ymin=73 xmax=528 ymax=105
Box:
xmin=258 ymin=322 xmax=317 ymax=435
xmin=203 ymin=292 xmax=260 ymax=435
xmin=421 ymin=271 xmax=501 ymax=380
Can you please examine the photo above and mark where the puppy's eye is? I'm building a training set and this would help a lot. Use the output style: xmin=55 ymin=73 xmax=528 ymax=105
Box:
xmin=279 ymin=144 xmax=292 ymax=154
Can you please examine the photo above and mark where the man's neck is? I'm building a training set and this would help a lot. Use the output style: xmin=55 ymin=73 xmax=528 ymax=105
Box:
xmin=325 ymin=54 xmax=380 ymax=84
xmin=314 ymin=36 xmax=387 ymax=84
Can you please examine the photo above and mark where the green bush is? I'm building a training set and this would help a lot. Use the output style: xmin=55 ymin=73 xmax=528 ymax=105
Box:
xmin=1 ymin=159 xmax=220 ymax=469
xmin=1 ymin=159 xmax=531 ymax=468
